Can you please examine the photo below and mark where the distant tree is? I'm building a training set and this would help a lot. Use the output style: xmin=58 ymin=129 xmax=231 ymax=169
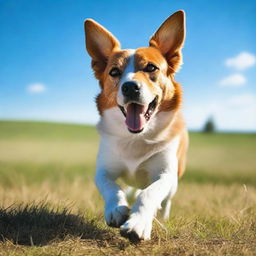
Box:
xmin=203 ymin=117 xmax=215 ymax=133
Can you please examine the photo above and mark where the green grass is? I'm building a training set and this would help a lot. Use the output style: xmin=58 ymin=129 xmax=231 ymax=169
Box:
xmin=0 ymin=121 xmax=98 ymax=141
xmin=0 ymin=121 xmax=256 ymax=255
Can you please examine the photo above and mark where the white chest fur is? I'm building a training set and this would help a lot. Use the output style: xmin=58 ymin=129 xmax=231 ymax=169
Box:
xmin=96 ymin=107 xmax=179 ymax=185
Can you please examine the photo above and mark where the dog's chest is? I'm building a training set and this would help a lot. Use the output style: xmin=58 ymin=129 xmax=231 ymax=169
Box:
xmin=114 ymin=138 xmax=157 ymax=187
xmin=115 ymin=136 xmax=157 ymax=171
xmin=101 ymin=134 xmax=166 ymax=183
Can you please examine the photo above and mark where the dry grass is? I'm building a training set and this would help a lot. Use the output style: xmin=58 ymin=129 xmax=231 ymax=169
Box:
xmin=0 ymin=121 xmax=256 ymax=255
xmin=0 ymin=180 xmax=255 ymax=255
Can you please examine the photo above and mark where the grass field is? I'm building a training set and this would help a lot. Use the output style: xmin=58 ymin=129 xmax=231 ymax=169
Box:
xmin=0 ymin=121 xmax=255 ymax=255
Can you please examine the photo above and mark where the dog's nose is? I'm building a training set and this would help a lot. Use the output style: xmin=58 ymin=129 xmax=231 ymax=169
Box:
xmin=122 ymin=81 xmax=140 ymax=100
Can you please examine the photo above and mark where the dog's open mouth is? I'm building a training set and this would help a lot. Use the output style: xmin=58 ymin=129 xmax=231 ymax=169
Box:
xmin=119 ymin=97 xmax=158 ymax=133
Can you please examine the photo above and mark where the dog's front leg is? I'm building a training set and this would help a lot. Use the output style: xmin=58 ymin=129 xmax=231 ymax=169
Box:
xmin=95 ymin=169 xmax=130 ymax=227
xmin=120 ymin=165 xmax=178 ymax=240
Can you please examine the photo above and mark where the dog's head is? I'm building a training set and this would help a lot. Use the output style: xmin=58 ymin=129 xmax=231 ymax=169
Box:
xmin=84 ymin=11 xmax=185 ymax=134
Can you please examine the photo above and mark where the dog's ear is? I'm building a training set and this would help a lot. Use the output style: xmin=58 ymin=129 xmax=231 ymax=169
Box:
xmin=84 ymin=19 xmax=120 ymax=79
xmin=149 ymin=10 xmax=186 ymax=73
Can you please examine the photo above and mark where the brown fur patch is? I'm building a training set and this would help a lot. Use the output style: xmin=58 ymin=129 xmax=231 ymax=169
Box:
xmin=85 ymin=19 xmax=121 ymax=80
xmin=134 ymin=47 xmax=182 ymax=112
xmin=159 ymin=79 xmax=182 ymax=112
xmin=96 ymin=50 xmax=131 ymax=115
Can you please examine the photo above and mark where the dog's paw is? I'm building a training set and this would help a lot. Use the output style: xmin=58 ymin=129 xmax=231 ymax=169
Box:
xmin=120 ymin=213 xmax=153 ymax=241
xmin=105 ymin=205 xmax=130 ymax=228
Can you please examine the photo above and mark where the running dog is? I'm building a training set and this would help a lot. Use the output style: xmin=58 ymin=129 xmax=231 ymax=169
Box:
xmin=84 ymin=10 xmax=188 ymax=241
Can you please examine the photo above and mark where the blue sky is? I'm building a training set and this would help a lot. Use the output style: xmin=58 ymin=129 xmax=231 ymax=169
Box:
xmin=1 ymin=0 xmax=256 ymax=131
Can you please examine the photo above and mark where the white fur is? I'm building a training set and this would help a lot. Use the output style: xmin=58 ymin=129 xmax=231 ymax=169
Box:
xmin=117 ymin=49 xmax=135 ymax=106
xmin=95 ymin=108 xmax=179 ymax=240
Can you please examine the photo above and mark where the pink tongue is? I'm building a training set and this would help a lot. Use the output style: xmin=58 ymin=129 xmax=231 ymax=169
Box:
xmin=125 ymin=103 xmax=146 ymax=132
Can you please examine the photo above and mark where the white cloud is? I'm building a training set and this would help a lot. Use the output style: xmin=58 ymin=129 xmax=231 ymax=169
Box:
xmin=225 ymin=52 xmax=256 ymax=70
xmin=184 ymin=93 xmax=256 ymax=132
xmin=219 ymin=73 xmax=246 ymax=87
xmin=27 ymin=83 xmax=46 ymax=94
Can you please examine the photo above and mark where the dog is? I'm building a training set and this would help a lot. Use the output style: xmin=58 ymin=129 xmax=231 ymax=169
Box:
xmin=84 ymin=10 xmax=188 ymax=241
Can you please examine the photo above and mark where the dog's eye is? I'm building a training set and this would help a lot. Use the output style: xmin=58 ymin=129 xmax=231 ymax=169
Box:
xmin=109 ymin=67 xmax=121 ymax=77
xmin=144 ymin=63 xmax=158 ymax=72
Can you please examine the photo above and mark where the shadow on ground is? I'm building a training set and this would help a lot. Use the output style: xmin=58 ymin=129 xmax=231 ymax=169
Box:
xmin=0 ymin=204 xmax=114 ymax=246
